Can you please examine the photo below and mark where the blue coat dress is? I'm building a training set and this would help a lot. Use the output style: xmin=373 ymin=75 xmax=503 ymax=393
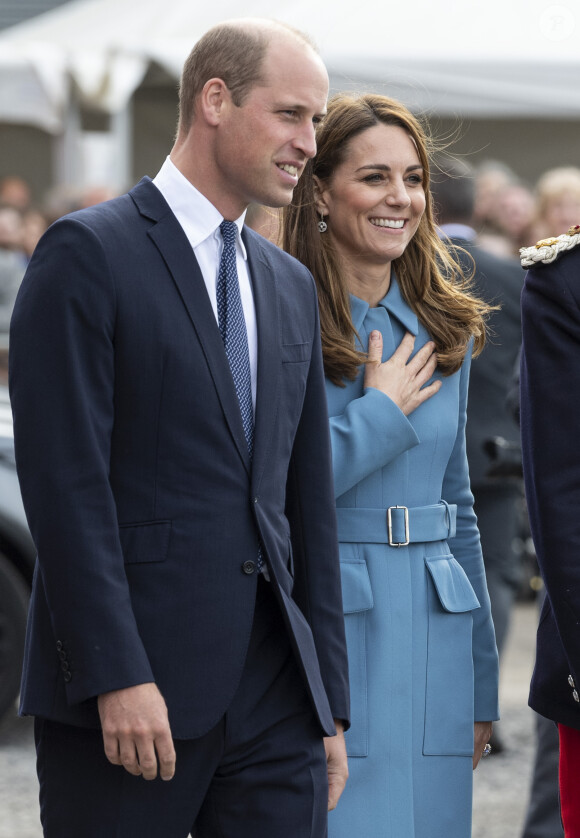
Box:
xmin=327 ymin=280 xmax=499 ymax=838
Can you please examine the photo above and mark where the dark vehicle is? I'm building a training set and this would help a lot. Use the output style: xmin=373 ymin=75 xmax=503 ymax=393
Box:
xmin=0 ymin=387 xmax=36 ymax=722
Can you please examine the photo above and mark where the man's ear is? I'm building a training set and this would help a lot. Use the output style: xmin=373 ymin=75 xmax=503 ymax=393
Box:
xmin=198 ymin=78 xmax=230 ymax=127
xmin=313 ymin=175 xmax=330 ymax=216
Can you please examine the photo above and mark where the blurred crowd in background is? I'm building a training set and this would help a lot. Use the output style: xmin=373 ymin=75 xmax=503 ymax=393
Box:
xmin=0 ymin=176 xmax=117 ymax=346
xmin=3 ymin=159 xmax=580 ymax=344
xmin=3 ymin=157 xmax=580 ymax=397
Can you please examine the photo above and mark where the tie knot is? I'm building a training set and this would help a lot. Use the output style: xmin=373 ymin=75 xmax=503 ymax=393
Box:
xmin=220 ymin=220 xmax=237 ymax=247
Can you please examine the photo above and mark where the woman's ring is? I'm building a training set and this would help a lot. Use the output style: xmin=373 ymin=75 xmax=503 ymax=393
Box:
xmin=482 ymin=743 xmax=492 ymax=757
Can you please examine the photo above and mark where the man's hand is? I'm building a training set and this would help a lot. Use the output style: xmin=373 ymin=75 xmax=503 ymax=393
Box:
xmin=324 ymin=721 xmax=348 ymax=810
xmin=97 ymin=682 xmax=176 ymax=781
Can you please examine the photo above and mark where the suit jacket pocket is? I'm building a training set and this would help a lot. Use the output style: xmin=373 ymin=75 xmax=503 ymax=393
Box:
xmin=340 ymin=553 xmax=373 ymax=758
xmin=119 ymin=520 xmax=172 ymax=564
xmin=423 ymin=552 xmax=477 ymax=756
xmin=281 ymin=342 xmax=310 ymax=363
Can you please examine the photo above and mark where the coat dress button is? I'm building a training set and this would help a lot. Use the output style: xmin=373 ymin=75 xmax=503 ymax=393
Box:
xmin=63 ymin=671 xmax=72 ymax=683
xmin=242 ymin=560 xmax=256 ymax=575
xmin=56 ymin=641 xmax=63 ymax=652
xmin=573 ymin=689 xmax=580 ymax=703
xmin=569 ymin=674 xmax=576 ymax=688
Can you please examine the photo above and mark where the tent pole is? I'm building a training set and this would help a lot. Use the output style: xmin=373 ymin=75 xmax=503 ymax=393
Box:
xmin=110 ymin=99 xmax=133 ymax=192
xmin=53 ymin=86 xmax=81 ymax=189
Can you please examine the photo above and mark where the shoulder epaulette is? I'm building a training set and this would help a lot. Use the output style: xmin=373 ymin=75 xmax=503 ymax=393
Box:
xmin=520 ymin=225 xmax=580 ymax=267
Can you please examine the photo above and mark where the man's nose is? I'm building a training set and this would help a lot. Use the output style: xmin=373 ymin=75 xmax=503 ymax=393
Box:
xmin=294 ymin=121 xmax=317 ymax=160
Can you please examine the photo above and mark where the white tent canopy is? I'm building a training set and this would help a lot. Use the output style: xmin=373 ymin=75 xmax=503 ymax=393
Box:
xmin=1 ymin=0 xmax=580 ymax=134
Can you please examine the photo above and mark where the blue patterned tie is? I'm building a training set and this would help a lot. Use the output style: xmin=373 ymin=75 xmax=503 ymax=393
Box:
xmin=217 ymin=220 xmax=254 ymax=457
xmin=217 ymin=221 xmax=263 ymax=572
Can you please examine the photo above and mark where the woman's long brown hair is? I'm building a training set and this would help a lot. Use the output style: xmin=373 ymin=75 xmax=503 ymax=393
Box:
xmin=283 ymin=93 xmax=489 ymax=386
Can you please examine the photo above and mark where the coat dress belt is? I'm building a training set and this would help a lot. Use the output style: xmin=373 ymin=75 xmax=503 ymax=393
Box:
xmin=335 ymin=502 xmax=457 ymax=547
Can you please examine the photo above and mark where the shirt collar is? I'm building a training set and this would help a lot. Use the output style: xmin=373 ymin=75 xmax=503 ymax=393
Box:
xmin=153 ymin=156 xmax=247 ymax=258
xmin=350 ymin=274 xmax=418 ymax=337
xmin=438 ymin=222 xmax=477 ymax=242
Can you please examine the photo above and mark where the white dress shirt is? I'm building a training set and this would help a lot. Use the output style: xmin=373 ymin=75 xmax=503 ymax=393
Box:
xmin=153 ymin=157 xmax=258 ymax=412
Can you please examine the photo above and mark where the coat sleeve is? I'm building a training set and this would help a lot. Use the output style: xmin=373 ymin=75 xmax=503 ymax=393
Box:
xmin=9 ymin=216 xmax=155 ymax=706
xmin=329 ymin=387 xmax=420 ymax=498
xmin=520 ymin=253 xmax=580 ymax=691
xmin=443 ymin=346 xmax=500 ymax=722
xmin=285 ymin=274 xmax=350 ymax=728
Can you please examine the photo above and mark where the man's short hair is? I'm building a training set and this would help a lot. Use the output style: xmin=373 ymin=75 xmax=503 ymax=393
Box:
xmin=178 ymin=20 xmax=315 ymax=135
xmin=431 ymin=156 xmax=476 ymax=226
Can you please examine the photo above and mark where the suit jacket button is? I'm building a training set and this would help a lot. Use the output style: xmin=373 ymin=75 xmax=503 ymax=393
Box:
xmin=63 ymin=671 xmax=72 ymax=683
xmin=56 ymin=641 xmax=63 ymax=652
xmin=569 ymin=674 xmax=576 ymax=688
xmin=61 ymin=661 xmax=70 ymax=672
xmin=58 ymin=650 xmax=67 ymax=661
xmin=242 ymin=561 xmax=256 ymax=575
xmin=573 ymin=689 xmax=580 ymax=703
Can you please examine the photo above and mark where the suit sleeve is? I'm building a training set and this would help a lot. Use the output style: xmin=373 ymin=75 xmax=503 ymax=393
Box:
xmin=9 ymin=217 xmax=154 ymax=705
xmin=521 ymin=254 xmax=580 ymax=689
xmin=443 ymin=346 xmax=500 ymax=722
xmin=285 ymin=274 xmax=350 ymax=728
xmin=329 ymin=388 xmax=419 ymax=498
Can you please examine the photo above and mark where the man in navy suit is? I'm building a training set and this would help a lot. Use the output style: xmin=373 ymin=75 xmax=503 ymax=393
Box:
xmin=520 ymin=226 xmax=580 ymax=835
xmin=432 ymin=157 xmax=523 ymax=665
xmin=9 ymin=19 xmax=349 ymax=838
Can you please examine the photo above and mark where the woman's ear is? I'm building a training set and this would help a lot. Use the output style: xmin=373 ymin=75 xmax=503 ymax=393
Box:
xmin=313 ymin=175 xmax=330 ymax=216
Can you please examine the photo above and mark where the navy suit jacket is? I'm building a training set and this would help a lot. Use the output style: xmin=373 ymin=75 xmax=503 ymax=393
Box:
xmin=9 ymin=177 xmax=349 ymax=739
xmin=447 ymin=237 xmax=523 ymax=487
xmin=521 ymin=244 xmax=580 ymax=728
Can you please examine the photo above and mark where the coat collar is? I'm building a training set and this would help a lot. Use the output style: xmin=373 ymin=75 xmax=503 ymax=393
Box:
xmin=350 ymin=274 xmax=419 ymax=337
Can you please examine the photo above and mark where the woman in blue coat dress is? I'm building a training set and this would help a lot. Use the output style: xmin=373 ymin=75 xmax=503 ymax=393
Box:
xmin=284 ymin=94 xmax=499 ymax=837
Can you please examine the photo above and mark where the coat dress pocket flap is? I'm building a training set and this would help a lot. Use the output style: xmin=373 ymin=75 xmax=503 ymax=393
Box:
xmin=425 ymin=554 xmax=480 ymax=613
xmin=340 ymin=561 xmax=374 ymax=614
xmin=119 ymin=520 xmax=172 ymax=564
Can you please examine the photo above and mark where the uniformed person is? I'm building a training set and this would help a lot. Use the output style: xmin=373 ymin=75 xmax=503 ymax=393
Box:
xmin=520 ymin=224 xmax=580 ymax=837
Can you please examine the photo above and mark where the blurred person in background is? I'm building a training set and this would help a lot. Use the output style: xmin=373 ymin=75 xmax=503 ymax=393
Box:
xmin=20 ymin=209 xmax=49 ymax=264
xmin=0 ymin=175 xmax=32 ymax=212
xmin=432 ymin=160 xmax=523 ymax=743
xmin=473 ymin=160 xmax=517 ymax=229
xmin=532 ymin=166 xmax=580 ymax=241
xmin=488 ymin=182 xmax=537 ymax=257
xmin=0 ymin=205 xmax=26 ymax=336
xmin=284 ymin=92 xmax=499 ymax=838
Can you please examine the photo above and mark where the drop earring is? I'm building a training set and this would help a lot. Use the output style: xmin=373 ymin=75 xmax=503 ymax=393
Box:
xmin=318 ymin=213 xmax=327 ymax=233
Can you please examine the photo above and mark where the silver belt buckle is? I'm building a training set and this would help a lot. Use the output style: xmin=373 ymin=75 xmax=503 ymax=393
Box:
xmin=387 ymin=506 xmax=409 ymax=547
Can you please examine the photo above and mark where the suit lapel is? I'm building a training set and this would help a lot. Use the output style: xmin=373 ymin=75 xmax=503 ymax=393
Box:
xmin=131 ymin=178 xmax=251 ymax=474
xmin=244 ymin=231 xmax=281 ymax=491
